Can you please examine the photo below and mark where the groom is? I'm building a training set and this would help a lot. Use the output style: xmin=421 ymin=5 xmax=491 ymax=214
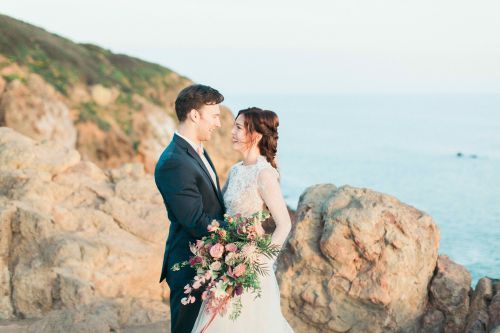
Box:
xmin=154 ymin=84 xmax=226 ymax=333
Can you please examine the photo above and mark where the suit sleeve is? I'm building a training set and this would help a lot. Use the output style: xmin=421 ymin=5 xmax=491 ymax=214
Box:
xmin=156 ymin=158 xmax=220 ymax=239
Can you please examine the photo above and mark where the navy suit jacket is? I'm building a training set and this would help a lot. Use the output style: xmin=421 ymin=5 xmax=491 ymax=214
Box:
xmin=154 ymin=134 xmax=225 ymax=284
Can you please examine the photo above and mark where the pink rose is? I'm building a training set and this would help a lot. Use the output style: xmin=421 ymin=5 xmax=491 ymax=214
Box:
xmin=233 ymin=263 xmax=246 ymax=277
xmin=225 ymin=243 xmax=238 ymax=252
xmin=209 ymin=243 xmax=224 ymax=259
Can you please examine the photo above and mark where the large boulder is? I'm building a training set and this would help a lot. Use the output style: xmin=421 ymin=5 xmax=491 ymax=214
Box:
xmin=276 ymin=184 xmax=440 ymax=333
xmin=0 ymin=127 xmax=170 ymax=330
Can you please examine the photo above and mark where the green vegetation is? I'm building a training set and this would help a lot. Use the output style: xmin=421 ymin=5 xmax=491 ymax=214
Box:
xmin=0 ymin=14 xmax=187 ymax=99
xmin=77 ymin=102 xmax=111 ymax=132
xmin=133 ymin=140 xmax=140 ymax=153
xmin=2 ymin=73 xmax=26 ymax=84
xmin=116 ymin=92 xmax=142 ymax=111
xmin=0 ymin=60 xmax=10 ymax=70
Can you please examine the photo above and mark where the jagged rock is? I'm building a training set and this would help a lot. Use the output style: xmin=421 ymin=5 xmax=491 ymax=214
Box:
xmin=488 ymin=280 xmax=500 ymax=331
xmin=421 ymin=308 xmax=446 ymax=333
xmin=276 ymin=184 xmax=440 ymax=333
xmin=465 ymin=277 xmax=493 ymax=333
xmin=0 ymin=127 xmax=169 ymax=327
xmin=428 ymin=255 xmax=471 ymax=333
xmin=0 ymin=74 xmax=77 ymax=149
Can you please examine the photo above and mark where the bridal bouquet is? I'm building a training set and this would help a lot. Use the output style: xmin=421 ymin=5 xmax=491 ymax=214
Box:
xmin=171 ymin=211 xmax=280 ymax=322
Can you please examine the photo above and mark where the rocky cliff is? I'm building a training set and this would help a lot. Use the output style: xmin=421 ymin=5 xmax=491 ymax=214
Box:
xmin=0 ymin=14 xmax=239 ymax=182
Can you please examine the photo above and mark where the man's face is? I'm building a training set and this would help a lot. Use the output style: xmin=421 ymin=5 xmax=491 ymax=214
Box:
xmin=196 ymin=103 xmax=221 ymax=142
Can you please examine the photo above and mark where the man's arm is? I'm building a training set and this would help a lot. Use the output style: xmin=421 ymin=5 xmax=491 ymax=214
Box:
xmin=156 ymin=158 xmax=219 ymax=239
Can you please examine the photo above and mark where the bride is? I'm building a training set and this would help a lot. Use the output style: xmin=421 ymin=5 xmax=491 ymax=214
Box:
xmin=191 ymin=107 xmax=294 ymax=333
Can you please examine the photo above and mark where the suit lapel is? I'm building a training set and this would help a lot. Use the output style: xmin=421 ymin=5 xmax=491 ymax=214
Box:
xmin=186 ymin=147 xmax=224 ymax=207
xmin=173 ymin=134 xmax=224 ymax=207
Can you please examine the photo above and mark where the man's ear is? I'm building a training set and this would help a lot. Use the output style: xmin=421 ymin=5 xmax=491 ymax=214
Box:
xmin=188 ymin=109 xmax=199 ymax=123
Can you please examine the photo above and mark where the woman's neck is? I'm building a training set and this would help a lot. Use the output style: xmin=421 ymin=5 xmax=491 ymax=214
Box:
xmin=241 ymin=146 xmax=261 ymax=166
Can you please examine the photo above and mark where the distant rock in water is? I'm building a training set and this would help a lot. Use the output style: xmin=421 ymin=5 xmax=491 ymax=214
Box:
xmin=456 ymin=152 xmax=479 ymax=159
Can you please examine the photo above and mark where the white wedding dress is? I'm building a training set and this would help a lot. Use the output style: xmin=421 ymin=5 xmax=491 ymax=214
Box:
xmin=191 ymin=155 xmax=294 ymax=333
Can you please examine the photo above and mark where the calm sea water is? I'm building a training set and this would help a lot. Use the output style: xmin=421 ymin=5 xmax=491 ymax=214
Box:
xmin=226 ymin=93 xmax=500 ymax=286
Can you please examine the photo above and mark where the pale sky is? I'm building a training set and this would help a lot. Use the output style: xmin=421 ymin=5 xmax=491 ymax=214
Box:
xmin=1 ymin=0 xmax=500 ymax=94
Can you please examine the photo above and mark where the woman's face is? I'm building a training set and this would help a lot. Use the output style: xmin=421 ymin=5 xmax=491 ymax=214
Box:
xmin=231 ymin=115 xmax=250 ymax=153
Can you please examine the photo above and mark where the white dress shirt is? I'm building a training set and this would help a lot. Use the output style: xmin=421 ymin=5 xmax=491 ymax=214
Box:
xmin=175 ymin=132 xmax=218 ymax=187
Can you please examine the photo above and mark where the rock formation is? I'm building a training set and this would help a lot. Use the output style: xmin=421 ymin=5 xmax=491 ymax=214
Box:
xmin=276 ymin=184 xmax=428 ymax=332
xmin=276 ymin=184 xmax=499 ymax=333
xmin=0 ymin=127 xmax=170 ymax=330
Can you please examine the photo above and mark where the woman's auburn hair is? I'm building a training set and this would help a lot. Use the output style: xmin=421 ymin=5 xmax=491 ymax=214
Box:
xmin=236 ymin=107 xmax=279 ymax=169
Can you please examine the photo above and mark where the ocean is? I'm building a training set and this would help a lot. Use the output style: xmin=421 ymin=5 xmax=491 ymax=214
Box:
xmin=226 ymin=93 xmax=500 ymax=286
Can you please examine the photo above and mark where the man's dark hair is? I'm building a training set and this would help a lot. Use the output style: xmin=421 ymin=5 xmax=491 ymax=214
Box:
xmin=175 ymin=84 xmax=224 ymax=122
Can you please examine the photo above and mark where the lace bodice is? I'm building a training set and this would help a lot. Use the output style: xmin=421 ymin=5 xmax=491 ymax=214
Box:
xmin=222 ymin=155 xmax=291 ymax=248
xmin=223 ymin=156 xmax=277 ymax=217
